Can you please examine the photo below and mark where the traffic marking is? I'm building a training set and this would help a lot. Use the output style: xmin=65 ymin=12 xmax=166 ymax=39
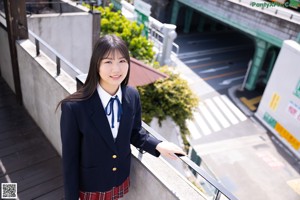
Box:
xmin=202 ymin=69 xmax=245 ymax=81
xmin=189 ymin=95 xmax=248 ymax=137
xmin=220 ymin=95 xmax=247 ymax=121
xmin=193 ymin=112 xmax=212 ymax=135
xmin=219 ymin=76 xmax=244 ymax=85
xmin=184 ymin=57 xmax=211 ymax=64
xmin=199 ymin=66 xmax=230 ymax=74
xmin=205 ymin=99 xmax=231 ymax=128
xmin=198 ymin=102 xmax=221 ymax=132
xmin=212 ymin=96 xmax=239 ymax=125
xmin=187 ymin=119 xmax=202 ymax=139
xmin=240 ymin=96 xmax=261 ymax=111
xmin=190 ymin=56 xmax=250 ymax=69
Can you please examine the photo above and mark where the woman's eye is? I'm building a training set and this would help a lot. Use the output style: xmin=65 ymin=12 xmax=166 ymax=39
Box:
xmin=104 ymin=61 xmax=112 ymax=64
xmin=120 ymin=60 xmax=127 ymax=63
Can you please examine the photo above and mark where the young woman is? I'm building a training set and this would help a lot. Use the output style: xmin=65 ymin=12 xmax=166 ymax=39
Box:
xmin=59 ymin=34 xmax=185 ymax=200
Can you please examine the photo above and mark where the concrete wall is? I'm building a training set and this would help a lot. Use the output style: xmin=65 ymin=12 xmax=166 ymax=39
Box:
xmin=27 ymin=11 xmax=93 ymax=75
xmin=16 ymin=39 xmax=76 ymax=152
xmin=176 ymin=0 xmax=300 ymax=45
xmin=255 ymin=40 xmax=300 ymax=157
xmin=15 ymin=38 xmax=207 ymax=200
xmin=0 ymin=26 xmax=15 ymax=93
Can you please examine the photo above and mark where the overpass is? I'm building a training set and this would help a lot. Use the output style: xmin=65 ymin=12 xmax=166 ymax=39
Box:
xmin=170 ymin=0 xmax=300 ymax=90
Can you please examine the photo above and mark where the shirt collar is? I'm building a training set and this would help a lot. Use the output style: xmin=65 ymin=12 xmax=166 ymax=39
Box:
xmin=97 ymin=84 xmax=122 ymax=107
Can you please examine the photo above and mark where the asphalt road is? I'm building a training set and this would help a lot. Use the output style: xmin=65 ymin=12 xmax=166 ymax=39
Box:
xmin=175 ymin=31 xmax=254 ymax=93
xmin=172 ymin=30 xmax=300 ymax=200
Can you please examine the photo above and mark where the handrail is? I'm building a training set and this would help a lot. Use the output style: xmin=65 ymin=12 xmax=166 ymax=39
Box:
xmin=28 ymin=30 xmax=83 ymax=76
xmin=229 ymin=0 xmax=300 ymax=23
xmin=141 ymin=121 xmax=239 ymax=200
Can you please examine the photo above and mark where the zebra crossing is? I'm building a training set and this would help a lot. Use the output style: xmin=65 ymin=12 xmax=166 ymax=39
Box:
xmin=187 ymin=95 xmax=247 ymax=140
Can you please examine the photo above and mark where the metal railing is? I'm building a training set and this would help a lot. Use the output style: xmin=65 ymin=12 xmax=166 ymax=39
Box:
xmin=28 ymin=30 xmax=83 ymax=77
xmin=230 ymin=0 xmax=300 ymax=23
xmin=120 ymin=0 xmax=179 ymax=65
xmin=148 ymin=18 xmax=180 ymax=56
xmin=25 ymin=1 xmax=84 ymax=15
xmin=141 ymin=122 xmax=239 ymax=200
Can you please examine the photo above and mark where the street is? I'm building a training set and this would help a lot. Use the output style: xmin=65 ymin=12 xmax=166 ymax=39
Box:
xmin=172 ymin=30 xmax=300 ymax=200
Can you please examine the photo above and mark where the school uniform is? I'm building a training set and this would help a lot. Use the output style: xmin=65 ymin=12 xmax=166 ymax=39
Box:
xmin=60 ymin=85 xmax=161 ymax=200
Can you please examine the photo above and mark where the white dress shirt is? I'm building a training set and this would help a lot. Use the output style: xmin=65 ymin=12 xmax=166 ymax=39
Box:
xmin=97 ymin=84 xmax=122 ymax=140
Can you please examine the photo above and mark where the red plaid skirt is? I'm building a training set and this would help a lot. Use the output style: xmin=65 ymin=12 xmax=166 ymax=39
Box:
xmin=79 ymin=177 xmax=130 ymax=200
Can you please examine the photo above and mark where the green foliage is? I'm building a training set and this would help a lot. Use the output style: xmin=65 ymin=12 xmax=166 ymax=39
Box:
xmin=91 ymin=5 xmax=155 ymax=63
xmin=137 ymin=67 xmax=199 ymax=149
xmin=129 ymin=37 xmax=155 ymax=63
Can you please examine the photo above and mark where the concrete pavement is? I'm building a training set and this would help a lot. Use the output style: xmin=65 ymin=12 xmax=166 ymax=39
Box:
xmin=170 ymin=56 xmax=300 ymax=200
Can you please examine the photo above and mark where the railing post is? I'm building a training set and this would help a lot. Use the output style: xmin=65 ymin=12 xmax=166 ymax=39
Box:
xmin=35 ymin=38 xmax=40 ymax=56
xmin=59 ymin=3 xmax=62 ymax=14
xmin=214 ymin=190 xmax=221 ymax=200
xmin=56 ymin=56 xmax=61 ymax=76
xmin=158 ymin=24 xmax=177 ymax=66
xmin=91 ymin=4 xmax=101 ymax=50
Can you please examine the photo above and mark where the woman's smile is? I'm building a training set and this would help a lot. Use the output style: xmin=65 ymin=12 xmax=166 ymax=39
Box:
xmin=99 ymin=50 xmax=129 ymax=95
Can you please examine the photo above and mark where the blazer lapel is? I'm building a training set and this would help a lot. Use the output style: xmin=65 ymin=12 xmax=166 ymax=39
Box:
xmin=117 ymin=87 xmax=133 ymax=141
xmin=88 ymin=91 xmax=117 ymax=152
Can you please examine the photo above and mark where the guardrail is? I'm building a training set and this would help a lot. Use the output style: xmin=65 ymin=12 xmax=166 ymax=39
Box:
xmin=120 ymin=0 xmax=179 ymax=66
xmin=230 ymin=0 xmax=300 ymax=23
xmin=28 ymin=30 xmax=83 ymax=77
xmin=141 ymin=122 xmax=238 ymax=200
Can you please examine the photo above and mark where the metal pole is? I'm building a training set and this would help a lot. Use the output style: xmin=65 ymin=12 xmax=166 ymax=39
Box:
xmin=240 ymin=59 xmax=252 ymax=91
xmin=56 ymin=56 xmax=61 ymax=76
xmin=35 ymin=38 xmax=40 ymax=56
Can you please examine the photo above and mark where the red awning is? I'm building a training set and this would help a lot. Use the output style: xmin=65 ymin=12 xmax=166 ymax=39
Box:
xmin=128 ymin=57 xmax=168 ymax=87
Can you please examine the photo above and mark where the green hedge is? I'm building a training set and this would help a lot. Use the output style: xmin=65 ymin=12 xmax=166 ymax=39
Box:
xmin=93 ymin=5 xmax=155 ymax=63
xmin=137 ymin=67 xmax=199 ymax=149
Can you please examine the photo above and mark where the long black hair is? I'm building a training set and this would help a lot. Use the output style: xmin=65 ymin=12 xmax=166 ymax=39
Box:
xmin=57 ymin=34 xmax=131 ymax=108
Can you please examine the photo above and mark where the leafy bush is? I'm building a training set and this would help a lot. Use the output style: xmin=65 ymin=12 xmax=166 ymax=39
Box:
xmin=91 ymin=4 xmax=155 ymax=63
xmin=137 ymin=67 xmax=199 ymax=149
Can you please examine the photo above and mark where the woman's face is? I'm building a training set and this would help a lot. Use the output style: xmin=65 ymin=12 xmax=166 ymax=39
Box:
xmin=99 ymin=50 xmax=129 ymax=95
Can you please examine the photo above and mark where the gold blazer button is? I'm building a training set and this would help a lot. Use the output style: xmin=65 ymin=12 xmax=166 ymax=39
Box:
xmin=112 ymin=155 xmax=117 ymax=159
xmin=112 ymin=167 xmax=117 ymax=171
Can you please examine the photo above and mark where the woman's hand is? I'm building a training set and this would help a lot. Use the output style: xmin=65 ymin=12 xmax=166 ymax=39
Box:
xmin=155 ymin=141 xmax=186 ymax=160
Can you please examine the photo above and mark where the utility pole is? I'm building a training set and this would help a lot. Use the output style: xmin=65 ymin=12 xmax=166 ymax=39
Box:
xmin=3 ymin=0 xmax=28 ymax=104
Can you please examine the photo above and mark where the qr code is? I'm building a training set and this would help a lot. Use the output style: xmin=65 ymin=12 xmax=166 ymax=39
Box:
xmin=1 ymin=183 xmax=17 ymax=199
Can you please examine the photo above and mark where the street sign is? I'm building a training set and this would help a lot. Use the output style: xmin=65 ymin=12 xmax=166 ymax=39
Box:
xmin=134 ymin=0 xmax=151 ymax=38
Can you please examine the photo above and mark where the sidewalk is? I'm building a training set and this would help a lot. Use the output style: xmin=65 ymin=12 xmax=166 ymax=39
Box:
xmin=171 ymin=56 xmax=300 ymax=200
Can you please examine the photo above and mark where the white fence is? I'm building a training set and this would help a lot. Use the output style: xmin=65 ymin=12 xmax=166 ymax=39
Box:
xmin=121 ymin=0 xmax=179 ymax=66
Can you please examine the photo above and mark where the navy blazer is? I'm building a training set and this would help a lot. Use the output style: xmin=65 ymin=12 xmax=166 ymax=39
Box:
xmin=60 ymin=86 xmax=161 ymax=200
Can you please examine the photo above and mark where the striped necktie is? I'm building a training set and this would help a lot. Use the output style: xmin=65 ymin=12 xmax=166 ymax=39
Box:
xmin=105 ymin=95 xmax=122 ymax=128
